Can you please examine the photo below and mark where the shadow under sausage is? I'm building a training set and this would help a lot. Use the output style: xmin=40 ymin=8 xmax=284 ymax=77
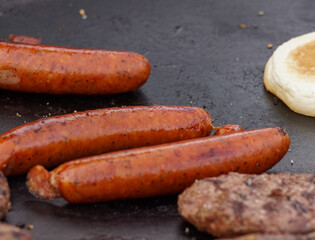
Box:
xmin=19 ymin=196 xmax=217 ymax=239
xmin=0 ymin=88 xmax=150 ymax=117
xmin=21 ymin=194 xmax=179 ymax=221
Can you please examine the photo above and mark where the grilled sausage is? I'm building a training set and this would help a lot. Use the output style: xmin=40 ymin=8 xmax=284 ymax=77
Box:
xmin=9 ymin=34 xmax=41 ymax=44
xmin=214 ymin=124 xmax=244 ymax=135
xmin=0 ymin=41 xmax=150 ymax=94
xmin=26 ymin=127 xmax=290 ymax=203
xmin=0 ymin=105 xmax=213 ymax=176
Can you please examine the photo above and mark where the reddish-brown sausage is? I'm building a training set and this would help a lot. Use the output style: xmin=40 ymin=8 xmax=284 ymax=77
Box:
xmin=0 ymin=105 xmax=213 ymax=176
xmin=214 ymin=124 xmax=244 ymax=135
xmin=9 ymin=34 xmax=41 ymax=44
xmin=0 ymin=41 xmax=150 ymax=94
xmin=26 ymin=127 xmax=290 ymax=203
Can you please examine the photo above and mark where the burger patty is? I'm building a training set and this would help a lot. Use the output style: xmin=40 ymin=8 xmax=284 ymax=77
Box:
xmin=0 ymin=223 xmax=32 ymax=240
xmin=0 ymin=171 xmax=10 ymax=220
xmin=221 ymin=232 xmax=315 ymax=240
xmin=178 ymin=172 xmax=315 ymax=238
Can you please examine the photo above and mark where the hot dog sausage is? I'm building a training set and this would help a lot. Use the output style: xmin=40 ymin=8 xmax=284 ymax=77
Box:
xmin=26 ymin=127 xmax=290 ymax=203
xmin=9 ymin=34 xmax=41 ymax=44
xmin=0 ymin=105 xmax=213 ymax=176
xmin=0 ymin=41 xmax=150 ymax=94
xmin=214 ymin=124 xmax=244 ymax=135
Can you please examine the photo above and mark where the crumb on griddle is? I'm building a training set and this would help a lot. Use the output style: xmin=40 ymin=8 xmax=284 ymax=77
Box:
xmin=26 ymin=224 xmax=34 ymax=230
xmin=79 ymin=9 xmax=87 ymax=19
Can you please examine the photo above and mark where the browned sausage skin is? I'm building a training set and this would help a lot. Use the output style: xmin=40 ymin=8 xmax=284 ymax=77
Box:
xmin=0 ymin=105 xmax=213 ymax=176
xmin=0 ymin=41 xmax=150 ymax=94
xmin=27 ymin=127 xmax=290 ymax=204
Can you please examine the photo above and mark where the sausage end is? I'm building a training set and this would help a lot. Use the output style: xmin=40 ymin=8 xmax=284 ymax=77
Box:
xmin=26 ymin=165 xmax=60 ymax=200
xmin=275 ymin=127 xmax=288 ymax=136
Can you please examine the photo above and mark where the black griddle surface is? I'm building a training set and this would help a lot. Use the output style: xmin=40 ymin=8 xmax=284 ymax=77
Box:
xmin=0 ymin=0 xmax=314 ymax=239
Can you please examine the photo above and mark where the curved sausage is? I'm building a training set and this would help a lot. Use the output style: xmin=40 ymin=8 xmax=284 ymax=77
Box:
xmin=26 ymin=127 xmax=290 ymax=203
xmin=214 ymin=124 xmax=244 ymax=135
xmin=0 ymin=41 xmax=150 ymax=94
xmin=0 ymin=105 xmax=213 ymax=176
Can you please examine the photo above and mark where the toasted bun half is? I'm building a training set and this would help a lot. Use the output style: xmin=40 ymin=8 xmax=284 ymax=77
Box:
xmin=264 ymin=32 xmax=315 ymax=117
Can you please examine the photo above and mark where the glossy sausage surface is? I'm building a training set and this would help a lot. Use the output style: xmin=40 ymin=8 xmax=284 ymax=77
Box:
xmin=27 ymin=127 xmax=290 ymax=203
xmin=0 ymin=105 xmax=213 ymax=176
xmin=0 ymin=41 xmax=150 ymax=94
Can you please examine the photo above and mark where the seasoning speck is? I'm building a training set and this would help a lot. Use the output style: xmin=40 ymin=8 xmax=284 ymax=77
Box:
xmin=16 ymin=113 xmax=22 ymax=117
xmin=46 ymin=102 xmax=49 ymax=105
xmin=185 ymin=227 xmax=190 ymax=234
xmin=27 ymin=224 xmax=34 ymax=230
xmin=239 ymin=24 xmax=247 ymax=29
xmin=258 ymin=11 xmax=264 ymax=16
xmin=267 ymin=44 xmax=273 ymax=49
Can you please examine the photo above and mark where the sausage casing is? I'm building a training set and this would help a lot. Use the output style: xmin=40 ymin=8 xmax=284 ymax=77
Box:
xmin=0 ymin=41 xmax=150 ymax=94
xmin=26 ymin=127 xmax=290 ymax=203
xmin=0 ymin=105 xmax=213 ymax=176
